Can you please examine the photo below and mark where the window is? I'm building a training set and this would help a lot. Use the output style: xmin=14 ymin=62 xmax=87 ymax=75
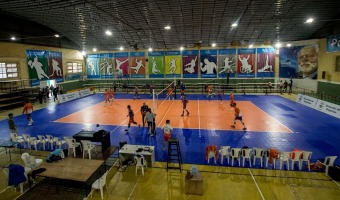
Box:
xmin=0 ymin=62 xmax=18 ymax=79
xmin=67 ymin=62 xmax=82 ymax=73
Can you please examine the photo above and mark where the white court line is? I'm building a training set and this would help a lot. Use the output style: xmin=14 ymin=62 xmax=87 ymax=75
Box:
xmin=332 ymin=179 xmax=340 ymax=187
xmin=250 ymin=101 xmax=294 ymax=133
xmin=248 ymin=168 xmax=265 ymax=200
xmin=157 ymin=100 xmax=174 ymax=127
xmin=0 ymin=186 xmax=10 ymax=194
xmin=127 ymin=175 xmax=141 ymax=200
xmin=198 ymin=99 xmax=201 ymax=137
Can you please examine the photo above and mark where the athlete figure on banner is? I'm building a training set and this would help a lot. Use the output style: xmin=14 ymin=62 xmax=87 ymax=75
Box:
xmin=116 ymin=58 xmax=128 ymax=75
xmin=88 ymin=60 xmax=96 ymax=75
xmin=28 ymin=56 xmax=49 ymax=79
xmin=200 ymin=58 xmax=217 ymax=74
xmin=168 ymin=56 xmax=180 ymax=74
xmin=130 ymin=58 xmax=145 ymax=74
xmin=219 ymin=57 xmax=234 ymax=74
xmin=184 ymin=56 xmax=197 ymax=73
xmin=49 ymin=59 xmax=62 ymax=77
xmin=238 ymin=55 xmax=253 ymax=73
xmin=258 ymin=55 xmax=273 ymax=72
xmin=151 ymin=57 xmax=161 ymax=74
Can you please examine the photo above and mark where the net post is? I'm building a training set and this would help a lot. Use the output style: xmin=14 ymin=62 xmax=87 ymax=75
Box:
xmin=152 ymin=89 xmax=156 ymax=113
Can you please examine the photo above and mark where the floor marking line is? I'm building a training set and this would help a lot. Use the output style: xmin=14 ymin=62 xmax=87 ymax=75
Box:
xmin=332 ymin=179 xmax=340 ymax=187
xmin=157 ymin=100 xmax=174 ymax=127
xmin=248 ymin=168 xmax=265 ymax=200
xmin=127 ymin=175 xmax=141 ymax=200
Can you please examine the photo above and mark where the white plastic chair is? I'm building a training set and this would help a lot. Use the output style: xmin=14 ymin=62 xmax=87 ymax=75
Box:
xmin=279 ymin=152 xmax=290 ymax=170
xmin=22 ymin=134 xmax=33 ymax=149
xmin=54 ymin=137 xmax=66 ymax=149
xmin=10 ymin=133 xmax=24 ymax=147
xmin=30 ymin=137 xmax=41 ymax=151
xmin=81 ymin=140 xmax=97 ymax=159
xmin=290 ymin=151 xmax=303 ymax=170
xmin=64 ymin=137 xmax=81 ymax=157
xmin=219 ymin=146 xmax=230 ymax=165
xmin=300 ymin=151 xmax=312 ymax=171
xmin=264 ymin=149 xmax=278 ymax=169
xmin=46 ymin=135 xmax=54 ymax=150
xmin=230 ymin=148 xmax=241 ymax=167
xmin=253 ymin=148 xmax=264 ymax=167
xmin=323 ymin=156 xmax=337 ymax=176
xmin=37 ymin=135 xmax=48 ymax=150
xmin=242 ymin=148 xmax=253 ymax=167
xmin=134 ymin=154 xmax=147 ymax=176
xmin=207 ymin=149 xmax=217 ymax=164
xmin=90 ymin=171 xmax=108 ymax=199
xmin=21 ymin=152 xmax=43 ymax=179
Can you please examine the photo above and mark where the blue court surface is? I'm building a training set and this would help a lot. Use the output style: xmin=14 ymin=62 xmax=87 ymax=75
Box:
xmin=1 ymin=93 xmax=339 ymax=168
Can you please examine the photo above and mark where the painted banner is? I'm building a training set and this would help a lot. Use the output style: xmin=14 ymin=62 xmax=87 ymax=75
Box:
xmin=114 ymin=52 xmax=129 ymax=78
xmin=165 ymin=51 xmax=181 ymax=78
xmin=182 ymin=50 xmax=199 ymax=78
xmin=279 ymin=45 xmax=318 ymax=79
xmin=26 ymin=50 xmax=49 ymax=83
xmin=315 ymin=99 xmax=340 ymax=119
xmin=87 ymin=54 xmax=100 ymax=78
xmin=200 ymin=49 xmax=217 ymax=78
xmin=59 ymin=88 xmax=92 ymax=103
xmin=129 ymin=52 xmax=146 ymax=78
xmin=218 ymin=49 xmax=236 ymax=78
xmin=48 ymin=51 xmax=64 ymax=82
xmin=237 ymin=48 xmax=255 ymax=78
xmin=148 ymin=51 xmax=164 ymax=78
xmin=326 ymin=34 xmax=340 ymax=52
xmin=257 ymin=48 xmax=275 ymax=78
xmin=296 ymin=94 xmax=318 ymax=108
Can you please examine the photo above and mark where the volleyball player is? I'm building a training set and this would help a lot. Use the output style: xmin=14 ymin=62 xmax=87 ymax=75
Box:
xmin=230 ymin=91 xmax=235 ymax=110
xmin=140 ymin=102 xmax=149 ymax=127
xmin=181 ymin=95 xmax=190 ymax=116
xmin=168 ymin=85 xmax=174 ymax=100
xmin=125 ymin=105 xmax=140 ymax=132
xmin=217 ymin=87 xmax=223 ymax=104
xmin=104 ymin=89 xmax=110 ymax=106
xmin=230 ymin=103 xmax=247 ymax=130
xmin=207 ymin=84 xmax=213 ymax=99
xmin=109 ymin=88 xmax=114 ymax=104
xmin=133 ymin=85 xmax=140 ymax=100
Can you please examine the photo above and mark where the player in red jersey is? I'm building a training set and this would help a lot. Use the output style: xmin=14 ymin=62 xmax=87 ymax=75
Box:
xmin=104 ymin=89 xmax=110 ymax=106
xmin=230 ymin=91 xmax=235 ymax=109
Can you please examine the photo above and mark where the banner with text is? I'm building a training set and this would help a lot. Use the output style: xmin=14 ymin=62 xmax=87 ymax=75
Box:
xmin=257 ymin=48 xmax=275 ymax=78
xmin=200 ymin=49 xmax=217 ymax=78
xmin=59 ymin=88 xmax=92 ymax=103
xmin=182 ymin=50 xmax=199 ymax=78
xmin=326 ymin=34 xmax=340 ymax=52
xmin=218 ymin=49 xmax=236 ymax=78
xmin=148 ymin=51 xmax=164 ymax=78
xmin=237 ymin=48 xmax=255 ymax=78
xmin=315 ymin=99 xmax=340 ymax=119
xmin=129 ymin=52 xmax=146 ymax=78
xmin=296 ymin=94 xmax=318 ymax=108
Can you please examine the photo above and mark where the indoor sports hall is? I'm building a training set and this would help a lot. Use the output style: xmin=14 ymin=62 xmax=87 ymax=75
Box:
xmin=1 ymin=0 xmax=340 ymax=200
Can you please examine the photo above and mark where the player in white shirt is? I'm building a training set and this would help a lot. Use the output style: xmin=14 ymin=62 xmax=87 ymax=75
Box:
xmin=161 ymin=120 xmax=173 ymax=150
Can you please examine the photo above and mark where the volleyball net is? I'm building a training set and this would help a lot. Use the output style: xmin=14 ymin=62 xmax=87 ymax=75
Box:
xmin=152 ymin=80 xmax=175 ymax=113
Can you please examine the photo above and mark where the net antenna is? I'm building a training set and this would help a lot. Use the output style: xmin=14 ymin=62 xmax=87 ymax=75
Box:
xmin=152 ymin=80 xmax=175 ymax=113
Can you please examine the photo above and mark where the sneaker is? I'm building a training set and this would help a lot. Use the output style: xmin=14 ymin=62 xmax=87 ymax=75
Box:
xmin=243 ymin=127 xmax=247 ymax=130
xmin=138 ymin=124 xmax=140 ymax=128
xmin=125 ymin=129 xmax=128 ymax=131
xmin=187 ymin=112 xmax=190 ymax=116
xmin=181 ymin=114 xmax=184 ymax=116
xmin=28 ymin=123 xmax=32 ymax=126
xmin=231 ymin=125 xmax=235 ymax=128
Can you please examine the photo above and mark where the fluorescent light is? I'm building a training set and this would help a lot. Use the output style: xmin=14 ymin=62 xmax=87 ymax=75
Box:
xmin=275 ymin=43 xmax=282 ymax=48
xmin=164 ymin=26 xmax=171 ymax=30
xmin=231 ymin=23 xmax=238 ymax=27
xmin=148 ymin=48 xmax=153 ymax=52
xmin=287 ymin=43 xmax=291 ymax=47
xmin=54 ymin=34 xmax=60 ymax=38
xmin=306 ymin=18 xmax=314 ymax=23
xmin=93 ymin=48 xmax=97 ymax=52
xmin=105 ymin=30 xmax=112 ymax=36
xmin=10 ymin=36 xmax=16 ymax=40
xmin=119 ymin=46 xmax=124 ymax=51
xmin=81 ymin=51 xmax=86 ymax=56
xmin=180 ymin=46 xmax=184 ymax=51
xmin=212 ymin=43 xmax=216 ymax=47
xmin=249 ymin=44 xmax=253 ymax=48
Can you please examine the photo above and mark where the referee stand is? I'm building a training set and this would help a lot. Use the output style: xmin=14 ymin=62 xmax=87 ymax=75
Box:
xmin=167 ymin=138 xmax=182 ymax=172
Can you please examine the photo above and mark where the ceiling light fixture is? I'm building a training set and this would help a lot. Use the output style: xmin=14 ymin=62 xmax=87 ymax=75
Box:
xmin=105 ymin=30 xmax=112 ymax=36
xmin=212 ymin=43 xmax=216 ymax=47
xmin=306 ymin=18 xmax=314 ymax=23
xmin=10 ymin=36 xmax=16 ymax=40
xmin=249 ymin=44 xmax=253 ymax=48
xmin=180 ymin=46 xmax=184 ymax=51
xmin=93 ymin=48 xmax=97 ymax=52
xmin=231 ymin=23 xmax=238 ymax=27
xmin=275 ymin=43 xmax=282 ymax=48
xmin=148 ymin=48 xmax=153 ymax=52
xmin=164 ymin=26 xmax=171 ymax=30
xmin=81 ymin=51 xmax=86 ymax=56
xmin=287 ymin=43 xmax=291 ymax=47
xmin=119 ymin=46 xmax=124 ymax=51
xmin=54 ymin=34 xmax=60 ymax=38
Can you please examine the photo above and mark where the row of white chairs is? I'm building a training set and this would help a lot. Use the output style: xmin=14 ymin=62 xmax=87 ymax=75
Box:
xmin=207 ymin=146 xmax=313 ymax=170
xmin=10 ymin=133 xmax=97 ymax=159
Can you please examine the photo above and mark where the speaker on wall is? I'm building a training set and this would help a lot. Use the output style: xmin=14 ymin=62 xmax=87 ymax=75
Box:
xmin=322 ymin=71 xmax=326 ymax=79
